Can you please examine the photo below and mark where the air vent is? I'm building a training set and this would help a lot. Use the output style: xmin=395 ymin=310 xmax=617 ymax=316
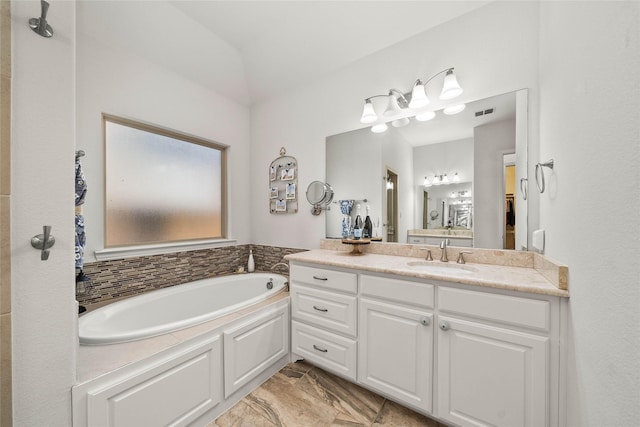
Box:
xmin=475 ymin=107 xmax=495 ymax=117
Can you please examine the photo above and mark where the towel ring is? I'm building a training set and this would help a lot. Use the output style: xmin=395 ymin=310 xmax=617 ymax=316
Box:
xmin=535 ymin=159 xmax=554 ymax=193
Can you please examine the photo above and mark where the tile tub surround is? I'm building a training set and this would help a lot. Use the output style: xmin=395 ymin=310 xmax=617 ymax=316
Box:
xmin=211 ymin=361 xmax=446 ymax=427
xmin=78 ymin=244 xmax=306 ymax=306
xmin=288 ymin=248 xmax=569 ymax=297
xmin=320 ymin=238 xmax=568 ymax=291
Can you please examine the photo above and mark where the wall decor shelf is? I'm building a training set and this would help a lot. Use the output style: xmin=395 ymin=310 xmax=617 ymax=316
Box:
xmin=269 ymin=147 xmax=298 ymax=214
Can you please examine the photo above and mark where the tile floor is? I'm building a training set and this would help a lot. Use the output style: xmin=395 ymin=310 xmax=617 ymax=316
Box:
xmin=211 ymin=361 xmax=447 ymax=427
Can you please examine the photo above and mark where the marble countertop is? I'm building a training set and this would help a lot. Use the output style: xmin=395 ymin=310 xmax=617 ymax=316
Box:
xmin=285 ymin=249 xmax=569 ymax=298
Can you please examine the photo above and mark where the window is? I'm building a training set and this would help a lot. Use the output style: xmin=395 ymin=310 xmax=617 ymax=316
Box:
xmin=104 ymin=114 xmax=226 ymax=247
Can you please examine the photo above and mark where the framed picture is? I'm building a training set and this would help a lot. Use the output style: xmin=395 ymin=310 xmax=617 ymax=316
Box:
xmin=270 ymin=165 xmax=277 ymax=181
xmin=275 ymin=199 xmax=287 ymax=212
xmin=281 ymin=167 xmax=295 ymax=181
xmin=270 ymin=187 xmax=279 ymax=199
xmin=285 ymin=182 xmax=296 ymax=200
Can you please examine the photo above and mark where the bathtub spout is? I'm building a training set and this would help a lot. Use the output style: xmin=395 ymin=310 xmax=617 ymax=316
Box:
xmin=271 ymin=262 xmax=289 ymax=273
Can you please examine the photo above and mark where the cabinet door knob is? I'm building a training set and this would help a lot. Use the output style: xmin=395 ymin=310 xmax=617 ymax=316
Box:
xmin=439 ymin=320 xmax=450 ymax=331
xmin=420 ymin=317 xmax=430 ymax=326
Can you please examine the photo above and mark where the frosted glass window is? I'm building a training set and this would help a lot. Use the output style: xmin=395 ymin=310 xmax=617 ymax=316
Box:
xmin=104 ymin=115 xmax=226 ymax=247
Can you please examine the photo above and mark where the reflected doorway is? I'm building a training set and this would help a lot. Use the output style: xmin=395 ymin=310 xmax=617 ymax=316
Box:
xmin=385 ymin=169 xmax=398 ymax=242
xmin=504 ymin=162 xmax=516 ymax=249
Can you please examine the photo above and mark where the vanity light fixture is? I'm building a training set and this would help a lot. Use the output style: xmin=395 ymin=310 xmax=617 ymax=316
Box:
xmin=424 ymin=176 xmax=432 ymax=187
xmin=443 ymin=104 xmax=466 ymax=115
xmin=359 ymin=67 xmax=464 ymax=131
xmin=453 ymin=172 xmax=460 ymax=182
xmin=371 ymin=122 xmax=388 ymax=133
xmin=415 ymin=111 xmax=436 ymax=122
xmin=425 ymin=173 xmax=462 ymax=187
xmin=441 ymin=174 xmax=449 ymax=184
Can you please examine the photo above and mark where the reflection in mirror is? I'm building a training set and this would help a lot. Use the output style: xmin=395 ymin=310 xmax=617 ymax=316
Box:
xmin=326 ymin=89 xmax=528 ymax=250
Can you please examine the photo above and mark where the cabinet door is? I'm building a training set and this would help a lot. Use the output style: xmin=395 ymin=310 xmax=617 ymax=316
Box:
xmin=358 ymin=298 xmax=433 ymax=413
xmin=437 ymin=316 xmax=549 ymax=427
xmin=224 ymin=305 xmax=289 ymax=398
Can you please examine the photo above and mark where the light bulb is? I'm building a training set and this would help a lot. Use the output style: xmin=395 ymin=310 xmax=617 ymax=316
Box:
xmin=384 ymin=94 xmax=401 ymax=117
xmin=371 ymin=123 xmax=388 ymax=133
xmin=440 ymin=69 xmax=463 ymax=100
xmin=360 ymin=100 xmax=377 ymax=123
xmin=409 ymin=81 xmax=429 ymax=109
xmin=443 ymin=104 xmax=466 ymax=115
xmin=391 ymin=117 xmax=410 ymax=127
xmin=415 ymin=111 xmax=436 ymax=122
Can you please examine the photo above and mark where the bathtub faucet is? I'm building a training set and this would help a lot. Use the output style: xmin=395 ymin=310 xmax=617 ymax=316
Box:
xmin=271 ymin=262 xmax=289 ymax=273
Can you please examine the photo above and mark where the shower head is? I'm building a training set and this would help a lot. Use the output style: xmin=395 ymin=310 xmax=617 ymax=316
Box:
xmin=28 ymin=0 xmax=53 ymax=38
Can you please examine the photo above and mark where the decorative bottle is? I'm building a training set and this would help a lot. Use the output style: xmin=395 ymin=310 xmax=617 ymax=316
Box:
xmin=353 ymin=204 xmax=363 ymax=239
xmin=363 ymin=205 xmax=373 ymax=239
xmin=247 ymin=249 xmax=255 ymax=273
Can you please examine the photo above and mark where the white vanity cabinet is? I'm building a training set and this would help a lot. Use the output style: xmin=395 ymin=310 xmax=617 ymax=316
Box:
xmin=288 ymin=260 xmax=562 ymax=427
xmin=290 ymin=264 xmax=358 ymax=380
xmin=436 ymin=286 xmax=558 ymax=427
xmin=358 ymin=275 xmax=434 ymax=414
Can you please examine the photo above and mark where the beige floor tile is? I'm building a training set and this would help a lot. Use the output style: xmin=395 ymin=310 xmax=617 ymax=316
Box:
xmin=372 ymin=399 xmax=442 ymax=427
xmin=297 ymin=367 xmax=384 ymax=425
xmin=246 ymin=373 xmax=339 ymax=426
xmin=211 ymin=400 xmax=275 ymax=427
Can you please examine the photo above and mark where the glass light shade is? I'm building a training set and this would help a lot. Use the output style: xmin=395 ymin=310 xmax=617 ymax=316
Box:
xmin=441 ymin=174 xmax=449 ymax=184
xmin=409 ymin=82 xmax=429 ymax=109
xmin=384 ymin=94 xmax=402 ymax=117
xmin=386 ymin=180 xmax=394 ymax=190
xmin=453 ymin=172 xmax=460 ymax=182
xmin=360 ymin=100 xmax=378 ymax=124
xmin=432 ymin=174 xmax=440 ymax=185
xmin=443 ymin=104 xmax=466 ymax=115
xmin=391 ymin=117 xmax=410 ymax=128
xmin=415 ymin=111 xmax=436 ymax=122
xmin=371 ymin=122 xmax=388 ymax=133
xmin=440 ymin=70 xmax=463 ymax=100
xmin=424 ymin=177 xmax=431 ymax=187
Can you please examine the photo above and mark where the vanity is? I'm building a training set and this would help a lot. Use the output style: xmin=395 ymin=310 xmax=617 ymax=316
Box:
xmin=285 ymin=242 xmax=568 ymax=427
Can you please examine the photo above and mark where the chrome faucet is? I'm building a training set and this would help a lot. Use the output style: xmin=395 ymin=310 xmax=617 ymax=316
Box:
xmin=439 ymin=239 xmax=450 ymax=262
xmin=271 ymin=262 xmax=289 ymax=273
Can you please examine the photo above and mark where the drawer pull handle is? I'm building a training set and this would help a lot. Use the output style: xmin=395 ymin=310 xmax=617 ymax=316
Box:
xmin=313 ymin=305 xmax=328 ymax=312
xmin=313 ymin=345 xmax=328 ymax=353
xmin=312 ymin=275 xmax=328 ymax=281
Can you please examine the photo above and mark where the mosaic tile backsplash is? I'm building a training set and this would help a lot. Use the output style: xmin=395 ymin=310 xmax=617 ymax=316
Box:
xmin=77 ymin=244 xmax=307 ymax=306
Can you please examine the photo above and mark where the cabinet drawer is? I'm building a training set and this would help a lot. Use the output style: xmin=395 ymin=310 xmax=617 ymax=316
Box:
xmin=291 ymin=264 xmax=357 ymax=294
xmin=290 ymin=285 xmax=357 ymax=337
xmin=361 ymin=274 xmax=434 ymax=309
xmin=291 ymin=321 xmax=357 ymax=381
xmin=408 ymin=236 xmax=425 ymax=244
xmin=438 ymin=287 xmax=550 ymax=331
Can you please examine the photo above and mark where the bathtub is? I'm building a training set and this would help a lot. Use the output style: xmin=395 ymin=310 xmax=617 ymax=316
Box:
xmin=79 ymin=273 xmax=287 ymax=345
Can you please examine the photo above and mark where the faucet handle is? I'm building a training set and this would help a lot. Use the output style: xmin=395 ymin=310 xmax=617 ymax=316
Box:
xmin=456 ymin=251 xmax=472 ymax=264
xmin=419 ymin=247 xmax=433 ymax=261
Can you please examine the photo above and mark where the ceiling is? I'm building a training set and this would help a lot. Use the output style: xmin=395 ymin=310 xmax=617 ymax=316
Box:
xmin=77 ymin=1 xmax=490 ymax=106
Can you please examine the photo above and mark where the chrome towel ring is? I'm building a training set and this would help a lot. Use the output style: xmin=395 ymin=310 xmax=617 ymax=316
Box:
xmin=535 ymin=159 xmax=554 ymax=193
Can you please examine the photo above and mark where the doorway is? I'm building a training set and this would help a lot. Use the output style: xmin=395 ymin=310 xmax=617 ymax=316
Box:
xmin=504 ymin=162 xmax=516 ymax=249
xmin=385 ymin=169 xmax=398 ymax=243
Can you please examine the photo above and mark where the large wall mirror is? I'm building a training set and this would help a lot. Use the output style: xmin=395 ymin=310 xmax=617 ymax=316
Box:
xmin=326 ymin=89 xmax=529 ymax=250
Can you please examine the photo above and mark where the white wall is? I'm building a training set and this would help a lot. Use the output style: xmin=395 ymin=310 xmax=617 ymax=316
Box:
xmin=76 ymin=33 xmax=252 ymax=259
xmin=326 ymin=129 xmax=383 ymax=239
xmin=381 ymin=130 xmax=413 ymax=242
xmin=538 ymin=2 xmax=640 ymax=425
xmin=251 ymin=1 xmax=540 ymax=249
xmin=10 ymin=2 xmax=76 ymax=425
xmin=473 ymin=119 xmax=515 ymax=249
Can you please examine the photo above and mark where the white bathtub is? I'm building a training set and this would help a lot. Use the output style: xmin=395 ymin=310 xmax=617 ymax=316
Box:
xmin=79 ymin=273 xmax=287 ymax=345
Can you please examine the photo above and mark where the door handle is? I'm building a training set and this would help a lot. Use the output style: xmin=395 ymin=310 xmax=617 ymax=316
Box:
xmin=31 ymin=225 xmax=55 ymax=260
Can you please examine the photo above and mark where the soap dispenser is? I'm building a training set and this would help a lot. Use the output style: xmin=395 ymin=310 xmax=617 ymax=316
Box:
xmin=247 ymin=249 xmax=255 ymax=273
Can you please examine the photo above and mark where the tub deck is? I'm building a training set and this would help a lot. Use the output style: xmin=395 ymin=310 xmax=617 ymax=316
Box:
xmin=77 ymin=291 xmax=289 ymax=384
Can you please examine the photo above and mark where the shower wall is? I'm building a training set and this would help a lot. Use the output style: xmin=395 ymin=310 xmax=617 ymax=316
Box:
xmin=78 ymin=244 xmax=306 ymax=306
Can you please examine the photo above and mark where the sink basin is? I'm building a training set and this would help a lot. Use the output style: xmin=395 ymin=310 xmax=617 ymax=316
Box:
xmin=406 ymin=261 xmax=476 ymax=275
